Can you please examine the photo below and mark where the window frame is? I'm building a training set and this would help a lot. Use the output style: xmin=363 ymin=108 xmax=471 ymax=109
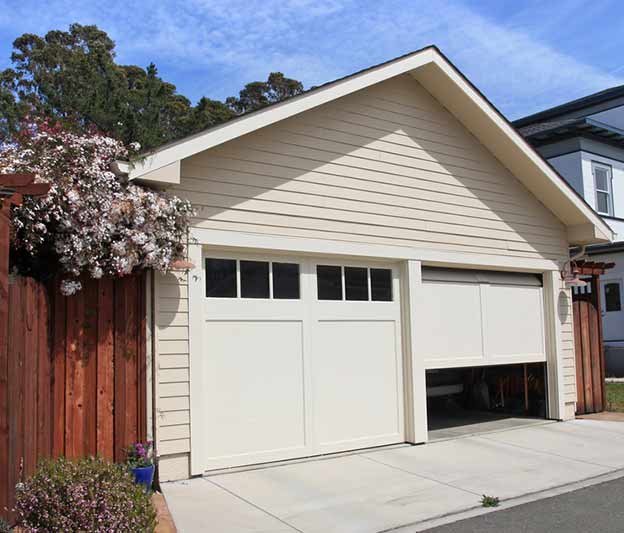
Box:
xmin=315 ymin=263 xmax=394 ymax=302
xmin=204 ymin=255 xmax=301 ymax=301
xmin=604 ymin=279 xmax=623 ymax=313
xmin=592 ymin=161 xmax=614 ymax=216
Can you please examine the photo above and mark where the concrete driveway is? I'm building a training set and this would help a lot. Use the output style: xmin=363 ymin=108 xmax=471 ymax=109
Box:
xmin=162 ymin=419 xmax=624 ymax=533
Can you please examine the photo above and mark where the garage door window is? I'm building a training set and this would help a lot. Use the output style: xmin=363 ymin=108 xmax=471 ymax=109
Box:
xmin=273 ymin=263 xmax=300 ymax=299
xmin=206 ymin=258 xmax=300 ymax=299
xmin=345 ymin=267 xmax=368 ymax=301
xmin=371 ymin=268 xmax=393 ymax=301
xmin=240 ymin=261 xmax=270 ymax=298
xmin=317 ymin=265 xmax=393 ymax=301
xmin=317 ymin=265 xmax=342 ymax=300
xmin=205 ymin=258 xmax=237 ymax=297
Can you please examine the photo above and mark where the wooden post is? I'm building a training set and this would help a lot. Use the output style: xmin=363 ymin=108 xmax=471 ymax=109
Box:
xmin=0 ymin=199 xmax=10 ymax=515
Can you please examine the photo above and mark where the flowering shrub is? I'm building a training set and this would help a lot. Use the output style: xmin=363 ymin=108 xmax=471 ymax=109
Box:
xmin=126 ymin=440 xmax=154 ymax=468
xmin=0 ymin=122 xmax=194 ymax=294
xmin=15 ymin=456 xmax=156 ymax=532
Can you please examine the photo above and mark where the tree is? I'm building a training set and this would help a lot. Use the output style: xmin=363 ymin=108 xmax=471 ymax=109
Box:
xmin=226 ymin=72 xmax=304 ymax=114
xmin=0 ymin=23 xmax=303 ymax=150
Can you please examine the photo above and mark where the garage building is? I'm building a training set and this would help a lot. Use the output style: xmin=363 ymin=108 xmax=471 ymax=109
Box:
xmin=115 ymin=46 xmax=613 ymax=480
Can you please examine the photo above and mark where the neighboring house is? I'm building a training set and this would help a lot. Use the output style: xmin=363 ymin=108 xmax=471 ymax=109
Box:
xmin=515 ymin=89 xmax=624 ymax=354
xmin=117 ymin=46 xmax=612 ymax=481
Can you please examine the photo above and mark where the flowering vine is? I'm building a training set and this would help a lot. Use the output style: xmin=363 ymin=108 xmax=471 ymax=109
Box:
xmin=0 ymin=122 xmax=194 ymax=294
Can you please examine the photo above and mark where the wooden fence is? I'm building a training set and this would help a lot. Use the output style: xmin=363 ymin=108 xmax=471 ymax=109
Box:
xmin=0 ymin=273 xmax=147 ymax=521
xmin=572 ymin=275 xmax=606 ymax=414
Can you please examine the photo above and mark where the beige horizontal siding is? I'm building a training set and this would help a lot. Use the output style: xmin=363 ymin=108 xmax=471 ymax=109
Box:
xmin=560 ymin=289 xmax=577 ymax=409
xmin=155 ymin=271 xmax=191 ymax=478
xmin=181 ymin=74 xmax=567 ymax=262
xmin=154 ymin=73 xmax=576 ymax=478
xmin=158 ymin=454 xmax=190 ymax=482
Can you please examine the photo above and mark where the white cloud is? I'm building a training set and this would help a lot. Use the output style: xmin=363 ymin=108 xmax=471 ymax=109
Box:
xmin=0 ymin=0 xmax=621 ymax=116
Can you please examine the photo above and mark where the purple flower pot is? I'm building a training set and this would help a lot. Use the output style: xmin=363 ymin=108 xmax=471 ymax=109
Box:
xmin=131 ymin=464 xmax=155 ymax=492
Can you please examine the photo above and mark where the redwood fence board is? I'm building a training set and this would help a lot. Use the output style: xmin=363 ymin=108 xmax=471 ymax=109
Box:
xmin=573 ymin=276 xmax=606 ymax=415
xmin=0 ymin=273 xmax=147 ymax=522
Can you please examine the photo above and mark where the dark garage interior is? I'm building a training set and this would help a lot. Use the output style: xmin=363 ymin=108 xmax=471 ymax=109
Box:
xmin=426 ymin=363 xmax=548 ymax=440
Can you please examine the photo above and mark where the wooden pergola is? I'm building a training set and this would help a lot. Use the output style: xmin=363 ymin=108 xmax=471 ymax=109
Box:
xmin=573 ymin=260 xmax=615 ymax=277
xmin=0 ymin=173 xmax=50 ymax=513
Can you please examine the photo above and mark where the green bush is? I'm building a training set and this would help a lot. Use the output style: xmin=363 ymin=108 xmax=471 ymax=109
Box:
xmin=15 ymin=456 xmax=156 ymax=532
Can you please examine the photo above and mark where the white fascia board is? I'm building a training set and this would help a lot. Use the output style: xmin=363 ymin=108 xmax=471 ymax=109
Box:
xmin=124 ymin=49 xmax=436 ymax=180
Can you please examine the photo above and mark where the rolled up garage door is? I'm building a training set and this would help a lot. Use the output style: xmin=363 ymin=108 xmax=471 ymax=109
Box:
xmin=419 ymin=267 xmax=546 ymax=369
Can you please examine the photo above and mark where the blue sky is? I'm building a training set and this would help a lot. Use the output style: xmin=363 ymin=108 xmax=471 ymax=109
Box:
xmin=1 ymin=0 xmax=623 ymax=119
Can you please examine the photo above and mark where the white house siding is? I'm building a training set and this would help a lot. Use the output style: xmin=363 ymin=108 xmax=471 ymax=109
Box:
xmin=154 ymin=74 xmax=577 ymax=480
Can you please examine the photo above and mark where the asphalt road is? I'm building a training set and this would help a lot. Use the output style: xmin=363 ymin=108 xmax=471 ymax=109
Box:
xmin=424 ymin=476 xmax=624 ymax=533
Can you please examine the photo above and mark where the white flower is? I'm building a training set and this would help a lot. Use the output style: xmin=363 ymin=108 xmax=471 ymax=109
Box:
xmin=60 ymin=279 xmax=82 ymax=296
xmin=0 ymin=123 xmax=194 ymax=293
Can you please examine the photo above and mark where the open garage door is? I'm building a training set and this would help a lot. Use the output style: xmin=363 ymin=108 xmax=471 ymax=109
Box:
xmin=419 ymin=268 xmax=547 ymax=370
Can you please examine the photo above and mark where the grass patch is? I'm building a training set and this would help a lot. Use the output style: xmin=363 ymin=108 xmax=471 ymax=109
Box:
xmin=480 ymin=495 xmax=500 ymax=508
xmin=606 ymin=383 xmax=624 ymax=412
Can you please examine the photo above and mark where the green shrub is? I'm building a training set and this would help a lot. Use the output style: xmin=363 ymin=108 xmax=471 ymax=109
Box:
xmin=15 ymin=456 xmax=156 ymax=532
xmin=0 ymin=517 xmax=10 ymax=533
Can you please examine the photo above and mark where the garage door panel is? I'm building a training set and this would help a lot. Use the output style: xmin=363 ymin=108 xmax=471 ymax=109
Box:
xmin=484 ymin=285 xmax=545 ymax=359
xmin=313 ymin=320 xmax=402 ymax=449
xmin=421 ymin=282 xmax=484 ymax=365
xmin=421 ymin=268 xmax=546 ymax=369
xmin=204 ymin=321 xmax=306 ymax=461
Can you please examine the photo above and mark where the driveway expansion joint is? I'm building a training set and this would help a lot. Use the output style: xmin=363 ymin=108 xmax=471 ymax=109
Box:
xmin=359 ymin=453 xmax=483 ymax=498
xmin=203 ymin=476 xmax=304 ymax=533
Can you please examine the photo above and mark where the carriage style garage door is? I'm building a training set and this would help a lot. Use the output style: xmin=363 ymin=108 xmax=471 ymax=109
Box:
xmin=200 ymin=253 xmax=404 ymax=471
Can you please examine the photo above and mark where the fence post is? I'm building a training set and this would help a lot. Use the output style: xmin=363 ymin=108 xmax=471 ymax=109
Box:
xmin=0 ymin=200 xmax=10 ymax=517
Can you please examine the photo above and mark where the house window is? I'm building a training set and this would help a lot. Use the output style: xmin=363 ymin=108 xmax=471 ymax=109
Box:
xmin=206 ymin=258 xmax=300 ymax=299
xmin=317 ymin=265 xmax=393 ymax=301
xmin=605 ymin=282 xmax=622 ymax=312
xmin=592 ymin=162 xmax=613 ymax=215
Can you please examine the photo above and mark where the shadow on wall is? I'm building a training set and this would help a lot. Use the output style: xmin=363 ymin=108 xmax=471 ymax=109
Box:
xmin=172 ymin=74 xmax=566 ymax=263
xmin=157 ymin=271 xmax=187 ymax=328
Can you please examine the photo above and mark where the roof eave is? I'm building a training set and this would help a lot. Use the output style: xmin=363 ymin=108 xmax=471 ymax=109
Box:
xmin=113 ymin=46 xmax=613 ymax=245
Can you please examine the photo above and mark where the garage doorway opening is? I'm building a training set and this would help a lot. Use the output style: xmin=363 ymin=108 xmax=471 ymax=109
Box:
xmin=426 ymin=363 xmax=547 ymax=441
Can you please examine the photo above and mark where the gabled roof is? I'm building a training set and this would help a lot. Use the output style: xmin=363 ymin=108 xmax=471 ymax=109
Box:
xmin=116 ymin=46 xmax=613 ymax=245
xmin=514 ymin=84 xmax=624 ymax=128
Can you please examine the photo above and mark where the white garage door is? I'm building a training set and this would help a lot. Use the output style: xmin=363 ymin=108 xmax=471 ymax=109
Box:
xmin=200 ymin=253 xmax=404 ymax=470
xmin=419 ymin=267 xmax=546 ymax=369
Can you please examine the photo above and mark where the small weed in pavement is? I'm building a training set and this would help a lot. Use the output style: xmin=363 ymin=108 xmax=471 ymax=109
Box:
xmin=481 ymin=495 xmax=500 ymax=507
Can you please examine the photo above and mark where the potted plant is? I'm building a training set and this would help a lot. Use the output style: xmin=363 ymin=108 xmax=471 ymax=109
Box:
xmin=126 ymin=440 xmax=155 ymax=492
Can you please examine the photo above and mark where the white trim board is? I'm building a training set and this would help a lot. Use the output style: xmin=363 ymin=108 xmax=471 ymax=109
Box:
xmin=191 ymin=227 xmax=561 ymax=273
xmin=117 ymin=46 xmax=612 ymax=244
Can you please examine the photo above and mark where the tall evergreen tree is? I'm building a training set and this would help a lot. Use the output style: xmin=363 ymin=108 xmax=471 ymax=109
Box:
xmin=0 ymin=23 xmax=304 ymax=150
